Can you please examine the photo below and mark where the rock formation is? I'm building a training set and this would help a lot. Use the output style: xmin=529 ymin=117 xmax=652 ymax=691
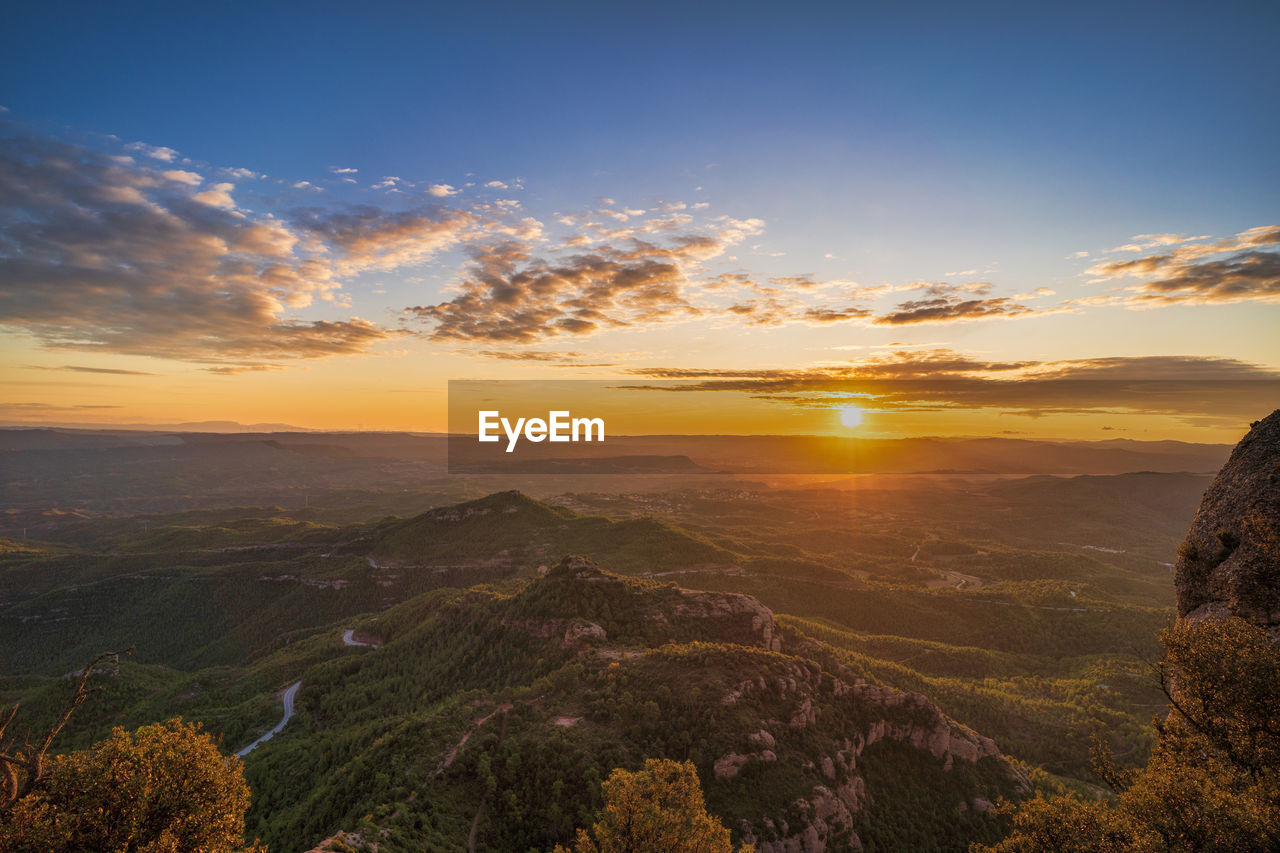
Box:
xmin=1175 ymin=410 xmax=1280 ymax=638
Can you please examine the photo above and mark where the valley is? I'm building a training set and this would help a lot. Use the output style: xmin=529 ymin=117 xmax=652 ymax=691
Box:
xmin=0 ymin=429 xmax=1223 ymax=851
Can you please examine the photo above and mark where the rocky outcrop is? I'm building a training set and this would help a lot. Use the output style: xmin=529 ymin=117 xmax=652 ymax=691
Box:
xmin=714 ymin=748 xmax=777 ymax=779
xmin=1175 ymin=410 xmax=1280 ymax=638
xmin=564 ymin=619 xmax=607 ymax=644
xmin=546 ymin=554 xmax=615 ymax=581
xmin=739 ymin=782 xmax=866 ymax=853
xmin=720 ymin=659 xmax=1015 ymax=852
xmin=673 ymin=587 xmax=783 ymax=652
xmin=547 ymin=555 xmax=783 ymax=651
xmin=305 ymin=829 xmax=377 ymax=851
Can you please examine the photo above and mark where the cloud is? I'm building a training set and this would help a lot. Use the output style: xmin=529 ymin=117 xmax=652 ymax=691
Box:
xmin=1083 ymin=225 xmax=1280 ymax=307
xmin=873 ymin=293 xmax=1035 ymax=325
xmin=162 ymin=169 xmax=203 ymax=186
xmin=708 ymin=280 xmax=1053 ymax=329
xmin=200 ymin=361 xmax=292 ymax=375
xmin=770 ymin=274 xmax=824 ymax=290
xmin=1031 ymin=354 xmax=1279 ymax=381
xmin=192 ymin=181 xmax=236 ymax=209
xmin=1105 ymin=233 xmax=1192 ymax=253
xmin=1 ymin=402 xmax=125 ymax=412
xmin=124 ymin=142 xmax=178 ymax=162
xmin=404 ymin=214 xmax=768 ymax=342
xmin=624 ymin=351 xmax=1280 ymax=424
xmin=24 ymin=364 xmax=157 ymax=376
xmin=329 ymin=166 xmax=358 ymax=174
xmin=292 ymin=204 xmax=476 ymax=274
xmin=427 ymin=183 xmax=459 ymax=197
xmin=0 ymin=131 xmax=400 ymax=366
xmin=406 ymin=240 xmax=698 ymax=342
xmin=474 ymin=349 xmax=615 ymax=366
xmin=1087 ymin=225 xmax=1280 ymax=280
xmin=630 ymin=349 xmax=1034 ymax=382
xmin=1131 ymin=251 xmax=1280 ymax=306
xmin=801 ymin=306 xmax=875 ymax=323
xmin=484 ymin=180 xmax=508 ymax=189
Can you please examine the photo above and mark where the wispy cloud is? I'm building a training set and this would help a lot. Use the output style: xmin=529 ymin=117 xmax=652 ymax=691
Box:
xmin=124 ymin=141 xmax=178 ymax=162
xmin=625 ymin=351 xmax=1279 ymax=425
xmin=292 ymin=205 xmax=477 ymax=274
xmin=403 ymin=216 xmax=766 ymax=343
xmin=872 ymin=292 xmax=1037 ymax=325
xmin=24 ymin=364 xmax=157 ymax=376
xmin=475 ymin=349 xmax=615 ymax=366
xmin=6 ymin=120 xmax=1278 ymax=378
xmin=405 ymin=241 xmax=699 ymax=342
xmin=1085 ymin=225 xmax=1280 ymax=307
xmin=0 ymin=130 xmax=400 ymax=366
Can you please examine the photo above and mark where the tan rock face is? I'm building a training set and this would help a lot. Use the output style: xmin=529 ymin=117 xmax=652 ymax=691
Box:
xmin=1175 ymin=410 xmax=1280 ymax=638
xmin=729 ymin=667 xmax=1016 ymax=853
xmin=563 ymin=620 xmax=606 ymax=644
xmin=714 ymin=752 xmax=753 ymax=779
xmin=675 ymin=588 xmax=782 ymax=651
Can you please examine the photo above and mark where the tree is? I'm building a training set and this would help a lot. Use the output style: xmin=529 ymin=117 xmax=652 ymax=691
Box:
xmin=1 ymin=650 xmax=263 ymax=852
xmin=554 ymin=758 xmax=753 ymax=853
xmin=1 ymin=718 xmax=265 ymax=853
xmin=1 ymin=647 xmax=132 ymax=809
xmin=975 ymin=616 xmax=1280 ymax=852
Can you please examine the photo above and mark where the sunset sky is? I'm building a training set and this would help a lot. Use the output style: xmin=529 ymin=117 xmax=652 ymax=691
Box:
xmin=2 ymin=1 xmax=1277 ymax=441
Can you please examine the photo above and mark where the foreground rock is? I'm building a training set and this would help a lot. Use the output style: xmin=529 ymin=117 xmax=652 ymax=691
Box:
xmin=1175 ymin=410 xmax=1280 ymax=638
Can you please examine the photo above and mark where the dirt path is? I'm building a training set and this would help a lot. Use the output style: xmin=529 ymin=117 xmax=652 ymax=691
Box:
xmin=467 ymin=709 xmax=510 ymax=853
xmin=437 ymin=703 xmax=511 ymax=775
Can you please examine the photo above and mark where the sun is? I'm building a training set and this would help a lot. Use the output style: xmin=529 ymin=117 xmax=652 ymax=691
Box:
xmin=839 ymin=406 xmax=865 ymax=429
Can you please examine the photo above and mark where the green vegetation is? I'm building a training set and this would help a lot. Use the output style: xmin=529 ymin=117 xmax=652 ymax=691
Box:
xmin=782 ymin=616 xmax=1161 ymax=783
xmin=555 ymin=758 xmax=750 ymax=853
xmin=1 ymin=717 xmax=262 ymax=853
xmin=1 ymin=458 xmax=1220 ymax=851
xmin=227 ymin=561 xmax=1020 ymax=851
xmin=976 ymin=616 xmax=1280 ymax=852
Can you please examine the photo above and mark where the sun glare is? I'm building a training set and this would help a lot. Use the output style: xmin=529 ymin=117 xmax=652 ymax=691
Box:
xmin=839 ymin=406 xmax=865 ymax=429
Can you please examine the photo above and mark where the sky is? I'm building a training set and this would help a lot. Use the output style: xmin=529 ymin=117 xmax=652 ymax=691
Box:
xmin=1 ymin=0 xmax=1278 ymax=441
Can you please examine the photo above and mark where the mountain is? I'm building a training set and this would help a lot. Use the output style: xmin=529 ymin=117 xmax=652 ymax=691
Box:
xmin=0 ymin=421 xmax=314 ymax=434
xmin=367 ymin=489 xmax=738 ymax=576
xmin=5 ymin=470 xmax=1207 ymax=850
xmin=242 ymin=556 xmax=1025 ymax=852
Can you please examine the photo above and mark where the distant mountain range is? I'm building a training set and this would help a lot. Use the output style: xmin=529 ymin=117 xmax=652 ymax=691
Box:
xmin=1 ymin=428 xmax=1231 ymax=475
xmin=0 ymin=420 xmax=315 ymax=433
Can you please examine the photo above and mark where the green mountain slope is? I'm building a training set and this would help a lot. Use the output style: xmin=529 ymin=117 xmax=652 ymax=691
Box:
xmin=240 ymin=557 xmax=1024 ymax=852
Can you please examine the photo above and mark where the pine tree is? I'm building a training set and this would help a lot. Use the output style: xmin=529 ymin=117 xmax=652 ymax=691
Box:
xmin=555 ymin=758 xmax=754 ymax=853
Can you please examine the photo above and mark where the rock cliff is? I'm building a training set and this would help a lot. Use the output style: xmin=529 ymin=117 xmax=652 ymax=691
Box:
xmin=1175 ymin=410 xmax=1280 ymax=638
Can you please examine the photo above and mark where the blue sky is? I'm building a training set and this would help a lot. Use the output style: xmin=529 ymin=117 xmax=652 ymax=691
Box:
xmin=1 ymin=1 xmax=1278 ymax=437
xmin=7 ymin=1 xmax=1276 ymax=222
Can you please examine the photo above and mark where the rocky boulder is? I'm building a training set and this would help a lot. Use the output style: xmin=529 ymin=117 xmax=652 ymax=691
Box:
xmin=1175 ymin=410 xmax=1280 ymax=638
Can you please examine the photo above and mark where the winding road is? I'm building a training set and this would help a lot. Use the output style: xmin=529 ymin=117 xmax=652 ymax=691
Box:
xmin=236 ymin=680 xmax=302 ymax=758
xmin=342 ymin=629 xmax=377 ymax=648
xmin=236 ymin=629 xmax=377 ymax=758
